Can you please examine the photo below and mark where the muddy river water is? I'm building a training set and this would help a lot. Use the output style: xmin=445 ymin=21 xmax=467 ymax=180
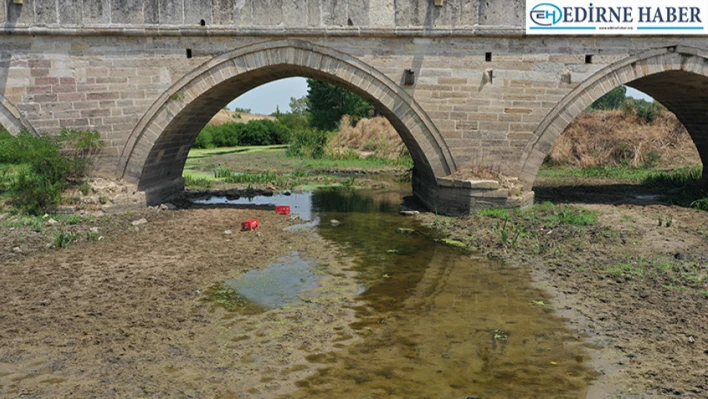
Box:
xmin=195 ymin=187 xmax=598 ymax=398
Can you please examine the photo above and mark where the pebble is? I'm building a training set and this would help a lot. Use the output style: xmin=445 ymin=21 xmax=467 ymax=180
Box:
xmin=224 ymin=230 xmax=233 ymax=235
xmin=89 ymin=227 xmax=100 ymax=234
xmin=12 ymin=247 xmax=21 ymax=253
xmin=399 ymin=210 xmax=420 ymax=216
xmin=397 ymin=228 xmax=415 ymax=234
xmin=47 ymin=218 xmax=58 ymax=225
xmin=688 ymin=336 xmax=695 ymax=344
xmin=160 ymin=202 xmax=177 ymax=211
xmin=330 ymin=219 xmax=341 ymax=226
xmin=131 ymin=218 xmax=148 ymax=226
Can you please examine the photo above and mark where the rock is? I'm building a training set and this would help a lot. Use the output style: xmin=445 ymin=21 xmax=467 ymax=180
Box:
xmin=689 ymin=336 xmax=695 ymax=344
xmin=0 ymin=214 xmax=6 ymax=221
xmin=330 ymin=219 xmax=341 ymax=226
xmin=131 ymin=218 xmax=148 ymax=226
xmin=399 ymin=210 xmax=420 ymax=216
xmin=283 ymin=191 xmax=292 ymax=196
xmin=89 ymin=227 xmax=100 ymax=234
xmin=265 ymin=184 xmax=276 ymax=191
xmin=47 ymin=218 xmax=58 ymax=225
xmin=397 ymin=228 xmax=415 ymax=234
xmin=12 ymin=247 xmax=21 ymax=253
xmin=224 ymin=230 xmax=233 ymax=235
xmin=163 ymin=202 xmax=177 ymax=210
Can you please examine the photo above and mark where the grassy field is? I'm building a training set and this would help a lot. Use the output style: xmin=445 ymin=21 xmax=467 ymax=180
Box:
xmin=183 ymin=145 xmax=410 ymax=191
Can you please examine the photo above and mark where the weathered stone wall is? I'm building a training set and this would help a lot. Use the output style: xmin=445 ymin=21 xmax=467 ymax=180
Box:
xmin=0 ymin=0 xmax=525 ymax=29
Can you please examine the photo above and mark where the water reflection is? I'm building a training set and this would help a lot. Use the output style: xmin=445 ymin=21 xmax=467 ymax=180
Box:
xmin=296 ymin=189 xmax=596 ymax=398
xmin=194 ymin=187 xmax=596 ymax=397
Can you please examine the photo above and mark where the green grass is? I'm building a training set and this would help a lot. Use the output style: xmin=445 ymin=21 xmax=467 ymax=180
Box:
xmin=187 ymin=145 xmax=288 ymax=160
xmin=54 ymin=230 xmax=76 ymax=248
xmin=539 ymin=165 xmax=657 ymax=182
xmin=642 ymin=167 xmax=707 ymax=211
xmin=478 ymin=208 xmax=511 ymax=219
xmin=184 ymin=174 xmax=213 ymax=189
xmin=605 ymin=256 xmax=706 ymax=290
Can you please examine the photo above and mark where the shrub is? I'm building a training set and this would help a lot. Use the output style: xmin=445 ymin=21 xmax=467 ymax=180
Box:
xmin=286 ymin=127 xmax=330 ymax=159
xmin=0 ymin=129 xmax=103 ymax=215
xmin=623 ymin=98 xmax=660 ymax=123
xmin=192 ymin=120 xmax=292 ymax=149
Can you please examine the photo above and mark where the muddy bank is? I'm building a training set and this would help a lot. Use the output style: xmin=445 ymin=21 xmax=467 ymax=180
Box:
xmin=419 ymin=198 xmax=708 ymax=397
xmin=0 ymin=209 xmax=361 ymax=398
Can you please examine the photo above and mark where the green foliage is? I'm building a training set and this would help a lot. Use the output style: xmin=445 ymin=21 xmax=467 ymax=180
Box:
xmin=623 ymin=98 xmax=660 ymax=123
xmin=286 ymin=127 xmax=330 ymax=159
xmin=642 ymin=167 xmax=708 ymax=211
xmin=224 ymin=171 xmax=278 ymax=184
xmin=544 ymin=206 xmax=598 ymax=226
xmin=288 ymin=96 xmax=310 ymax=116
xmin=54 ymin=230 xmax=76 ymax=248
xmin=643 ymin=166 xmax=702 ymax=189
xmin=306 ymin=79 xmax=374 ymax=131
xmin=478 ymin=208 xmax=511 ymax=219
xmin=0 ymin=129 xmax=103 ymax=215
xmin=183 ymin=174 xmax=213 ymax=188
xmin=193 ymin=120 xmax=291 ymax=149
xmin=590 ymin=86 xmax=626 ymax=110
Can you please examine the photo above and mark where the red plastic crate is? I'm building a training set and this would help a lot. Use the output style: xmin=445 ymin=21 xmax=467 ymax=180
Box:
xmin=275 ymin=206 xmax=291 ymax=215
xmin=241 ymin=219 xmax=260 ymax=231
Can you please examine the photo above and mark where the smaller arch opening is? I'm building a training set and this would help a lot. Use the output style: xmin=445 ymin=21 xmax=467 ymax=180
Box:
xmin=199 ymin=19 xmax=206 ymax=26
xmin=534 ymin=84 xmax=704 ymax=208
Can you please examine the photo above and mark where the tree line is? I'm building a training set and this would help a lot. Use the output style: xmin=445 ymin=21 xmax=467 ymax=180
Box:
xmin=193 ymin=79 xmax=375 ymax=155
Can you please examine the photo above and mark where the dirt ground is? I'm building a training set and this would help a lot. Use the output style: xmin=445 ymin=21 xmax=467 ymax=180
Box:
xmin=419 ymin=179 xmax=708 ymax=398
xmin=0 ymin=208 xmax=361 ymax=398
xmin=0 ymin=178 xmax=706 ymax=398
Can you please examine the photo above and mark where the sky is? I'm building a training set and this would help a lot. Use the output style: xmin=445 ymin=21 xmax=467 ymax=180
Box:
xmin=227 ymin=77 xmax=308 ymax=115
xmin=226 ymin=78 xmax=653 ymax=115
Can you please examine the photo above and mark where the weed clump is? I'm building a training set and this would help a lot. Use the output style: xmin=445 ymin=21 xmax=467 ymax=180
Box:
xmin=0 ymin=129 xmax=103 ymax=215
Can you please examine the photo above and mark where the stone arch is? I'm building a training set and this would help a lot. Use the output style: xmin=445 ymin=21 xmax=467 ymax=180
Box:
xmin=0 ymin=93 xmax=36 ymax=136
xmin=519 ymin=46 xmax=708 ymax=189
xmin=119 ymin=39 xmax=456 ymax=201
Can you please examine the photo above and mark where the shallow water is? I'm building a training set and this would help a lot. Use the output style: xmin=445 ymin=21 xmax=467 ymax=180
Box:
xmin=224 ymin=252 xmax=320 ymax=309
xmin=199 ymin=187 xmax=597 ymax=398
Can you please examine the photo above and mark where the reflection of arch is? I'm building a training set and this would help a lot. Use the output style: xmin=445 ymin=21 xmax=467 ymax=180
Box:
xmin=0 ymin=93 xmax=36 ymax=136
xmin=520 ymin=46 xmax=708 ymax=189
xmin=119 ymin=39 xmax=455 ymax=200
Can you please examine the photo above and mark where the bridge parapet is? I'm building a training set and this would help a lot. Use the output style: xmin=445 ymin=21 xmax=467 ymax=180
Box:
xmin=0 ymin=0 xmax=525 ymax=34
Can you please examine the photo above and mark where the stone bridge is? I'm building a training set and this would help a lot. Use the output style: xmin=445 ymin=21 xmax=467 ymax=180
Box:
xmin=1 ymin=0 xmax=706 ymax=214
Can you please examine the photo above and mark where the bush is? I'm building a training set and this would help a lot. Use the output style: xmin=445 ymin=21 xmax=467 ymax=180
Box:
xmin=0 ymin=129 xmax=103 ymax=215
xmin=623 ymin=98 xmax=660 ymax=123
xmin=286 ymin=127 xmax=330 ymax=159
xmin=192 ymin=120 xmax=292 ymax=149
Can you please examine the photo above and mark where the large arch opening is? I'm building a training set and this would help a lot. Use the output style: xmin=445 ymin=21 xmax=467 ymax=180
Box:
xmin=520 ymin=46 xmax=708 ymax=193
xmin=119 ymin=40 xmax=455 ymax=205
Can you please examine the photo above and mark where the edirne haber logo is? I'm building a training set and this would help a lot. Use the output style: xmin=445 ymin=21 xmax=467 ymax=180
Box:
xmin=526 ymin=0 xmax=708 ymax=35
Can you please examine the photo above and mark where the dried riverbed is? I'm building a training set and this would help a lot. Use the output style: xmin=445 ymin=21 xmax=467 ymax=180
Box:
xmin=0 ymin=182 xmax=706 ymax=398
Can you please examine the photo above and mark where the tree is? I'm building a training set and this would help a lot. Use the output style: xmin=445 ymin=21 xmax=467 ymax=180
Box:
xmin=590 ymin=86 xmax=627 ymax=110
xmin=288 ymin=96 xmax=310 ymax=116
xmin=306 ymin=79 xmax=374 ymax=131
